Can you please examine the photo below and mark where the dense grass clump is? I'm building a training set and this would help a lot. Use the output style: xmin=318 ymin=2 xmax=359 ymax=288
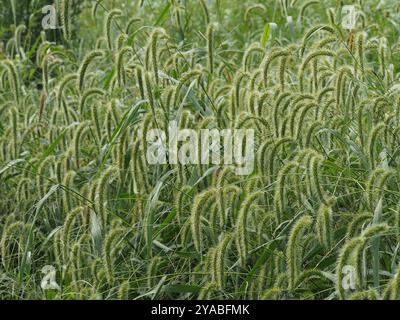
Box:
xmin=1 ymin=0 xmax=400 ymax=300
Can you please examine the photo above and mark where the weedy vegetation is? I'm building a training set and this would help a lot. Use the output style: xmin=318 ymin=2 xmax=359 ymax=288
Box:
xmin=1 ymin=0 xmax=400 ymax=300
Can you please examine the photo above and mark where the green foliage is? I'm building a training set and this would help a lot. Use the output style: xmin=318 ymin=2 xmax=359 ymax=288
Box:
xmin=1 ymin=0 xmax=400 ymax=301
